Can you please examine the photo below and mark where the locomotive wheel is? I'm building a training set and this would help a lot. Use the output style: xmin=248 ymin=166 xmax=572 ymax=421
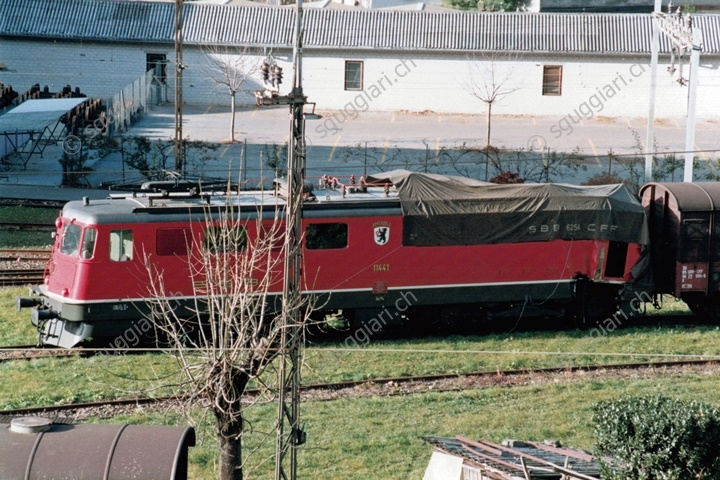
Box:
xmin=706 ymin=295 xmax=720 ymax=322
xmin=575 ymin=280 xmax=620 ymax=328
xmin=682 ymin=293 xmax=706 ymax=316
xmin=682 ymin=293 xmax=720 ymax=322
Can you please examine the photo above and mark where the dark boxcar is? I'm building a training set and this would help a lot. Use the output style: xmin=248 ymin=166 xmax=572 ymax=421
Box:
xmin=640 ymin=182 xmax=720 ymax=317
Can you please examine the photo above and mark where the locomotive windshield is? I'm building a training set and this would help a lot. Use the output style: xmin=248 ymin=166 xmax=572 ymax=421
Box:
xmin=60 ymin=223 xmax=82 ymax=257
xmin=59 ymin=223 xmax=98 ymax=259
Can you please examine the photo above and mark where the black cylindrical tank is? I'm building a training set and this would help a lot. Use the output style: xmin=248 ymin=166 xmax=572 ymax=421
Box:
xmin=0 ymin=417 xmax=195 ymax=480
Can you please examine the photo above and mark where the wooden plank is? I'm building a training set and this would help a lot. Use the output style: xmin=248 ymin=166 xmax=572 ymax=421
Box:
xmin=526 ymin=441 xmax=595 ymax=463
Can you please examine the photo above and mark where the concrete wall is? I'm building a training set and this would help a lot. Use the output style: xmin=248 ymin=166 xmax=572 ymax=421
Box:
xmin=0 ymin=38 xmax=170 ymax=101
xmin=2 ymin=37 xmax=718 ymax=122
xmin=179 ymin=46 xmax=285 ymax=107
xmin=299 ymin=50 xmax=719 ymax=120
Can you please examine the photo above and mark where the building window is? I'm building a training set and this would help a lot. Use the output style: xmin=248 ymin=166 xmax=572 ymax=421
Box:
xmin=110 ymin=230 xmax=133 ymax=262
xmin=542 ymin=65 xmax=562 ymax=96
xmin=147 ymin=53 xmax=167 ymax=84
xmin=344 ymin=61 xmax=363 ymax=91
xmin=306 ymin=223 xmax=348 ymax=250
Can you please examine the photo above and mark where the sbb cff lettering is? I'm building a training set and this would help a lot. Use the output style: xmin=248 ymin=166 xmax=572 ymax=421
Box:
xmin=528 ymin=224 xmax=618 ymax=234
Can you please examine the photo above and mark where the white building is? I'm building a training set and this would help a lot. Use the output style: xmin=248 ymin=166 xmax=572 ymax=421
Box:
xmin=0 ymin=0 xmax=718 ymax=119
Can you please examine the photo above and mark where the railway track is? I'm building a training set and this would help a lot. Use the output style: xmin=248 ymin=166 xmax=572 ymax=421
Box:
xmin=0 ymin=248 xmax=52 ymax=262
xmin=0 ymin=269 xmax=45 ymax=286
xmin=0 ymin=249 xmax=50 ymax=286
xmin=0 ymin=198 xmax=66 ymax=209
xmin=0 ymin=345 xmax=86 ymax=362
xmin=0 ymin=222 xmax=55 ymax=232
xmin=1 ymin=358 xmax=718 ymax=417
xmin=0 ymin=312 xmax=704 ymax=363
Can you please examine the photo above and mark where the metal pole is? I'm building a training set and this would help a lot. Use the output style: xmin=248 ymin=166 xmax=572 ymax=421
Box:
xmin=275 ymin=0 xmax=306 ymax=478
xmin=241 ymin=138 xmax=247 ymax=186
xmin=645 ymin=0 xmax=661 ymax=183
xmin=364 ymin=141 xmax=368 ymax=177
xmin=683 ymin=27 xmax=702 ymax=183
xmin=174 ymin=0 xmax=184 ymax=175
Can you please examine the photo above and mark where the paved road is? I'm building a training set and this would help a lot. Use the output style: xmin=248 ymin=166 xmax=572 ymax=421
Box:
xmin=133 ymin=104 xmax=718 ymax=154
xmin=1 ymin=103 xmax=718 ymax=198
xmin=117 ymin=103 xmax=720 ymax=182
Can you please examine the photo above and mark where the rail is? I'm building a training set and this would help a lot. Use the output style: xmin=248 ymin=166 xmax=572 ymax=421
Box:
xmin=0 ymin=358 xmax=718 ymax=417
xmin=0 ymin=269 xmax=44 ymax=286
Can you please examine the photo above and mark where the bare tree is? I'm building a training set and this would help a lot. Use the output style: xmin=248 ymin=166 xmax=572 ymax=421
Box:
xmin=336 ymin=142 xmax=428 ymax=175
xmin=487 ymin=146 xmax=586 ymax=183
xmin=143 ymin=190 xmax=313 ymax=480
xmin=436 ymin=142 xmax=487 ymax=179
xmin=464 ymin=53 xmax=522 ymax=178
xmin=121 ymin=136 xmax=220 ymax=181
xmin=204 ymin=46 xmax=261 ymax=143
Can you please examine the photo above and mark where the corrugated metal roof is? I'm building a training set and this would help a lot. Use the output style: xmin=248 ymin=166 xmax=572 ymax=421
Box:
xmin=0 ymin=0 xmax=175 ymax=43
xmin=1 ymin=0 xmax=718 ymax=53
xmin=184 ymin=4 xmax=295 ymax=46
xmin=313 ymin=10 xmax=715 ymax=53
xmin=423 ymin=436 xmax=601 ymax=480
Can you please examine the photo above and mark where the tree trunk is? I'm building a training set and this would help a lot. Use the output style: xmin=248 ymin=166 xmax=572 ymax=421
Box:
xmin=218 ymin=417 xmax=244 ymax=480
xmin=485 ymin=102 xmax=492 ymax=150
xmin=231 ymin=93 xmax=237 ymax=143
xmin=215 ymin=367 xmax=250 ymax=480
xmin=484 ymin=102 xmax=492 ymax=181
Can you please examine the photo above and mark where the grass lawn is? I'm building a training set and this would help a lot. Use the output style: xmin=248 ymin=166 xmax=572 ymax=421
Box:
xmin=3 ymin=284 xmax=719 ymax=478
xmin=0 ymin=206 xmax=57 ymax=248
xmin=107 ymin=372 xmax=720 ymax=479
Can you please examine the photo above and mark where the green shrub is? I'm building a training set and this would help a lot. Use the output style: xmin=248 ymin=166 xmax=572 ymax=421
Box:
xmin=592 ymin=395 xmax=720 ymax=479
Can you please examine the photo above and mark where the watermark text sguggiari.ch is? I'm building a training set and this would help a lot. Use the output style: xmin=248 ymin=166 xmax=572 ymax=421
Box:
xmin=62 ymin=103 xmax=133 ymax=155
xmin=343 ymin=291 xmax=417 ymax=348
xmin=550 ymin=63 xmax=648 ymax=139
xmin=315 ymin=59 xmax=418 ymax=139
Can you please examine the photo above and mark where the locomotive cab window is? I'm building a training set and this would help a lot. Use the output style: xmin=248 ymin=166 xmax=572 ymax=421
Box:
xmin=306 ymin=223 xmax=348 ymax=250
xmin=110 ymin=229 xmax=133 ymax=262
xmin=60 ymin=223 xmax=82 ymax=257
xmin=81 ymin=227 xmax=97 ymax=259
xmin=157 ymin=228 xmax=191 ymax=256
xmin=204 ymin=226 xmax=247 ymax=253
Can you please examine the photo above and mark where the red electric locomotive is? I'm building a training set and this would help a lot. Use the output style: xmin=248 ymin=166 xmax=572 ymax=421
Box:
xmin=17 ymin=170 xmax=651 ymax=348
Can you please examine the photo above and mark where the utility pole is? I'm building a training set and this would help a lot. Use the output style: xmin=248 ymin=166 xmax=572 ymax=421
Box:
xmin=645 ymin=0 xmax=661 ymax=183
xmin=174 ymin=0 xmax=184 ymax=175
xmin=646 ymin=4 xmax=703 ymax=182
xmin=684 ymin=26 xmax=702 ymax=182
xmin=273 ymin=0 xmax=308 ymax=478
xmin=253 ymin=4 xmax=318 ymax=476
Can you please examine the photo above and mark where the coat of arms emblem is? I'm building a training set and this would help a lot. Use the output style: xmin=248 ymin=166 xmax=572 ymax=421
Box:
xmin=374 ymin=226 xmax=390 ymax=245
